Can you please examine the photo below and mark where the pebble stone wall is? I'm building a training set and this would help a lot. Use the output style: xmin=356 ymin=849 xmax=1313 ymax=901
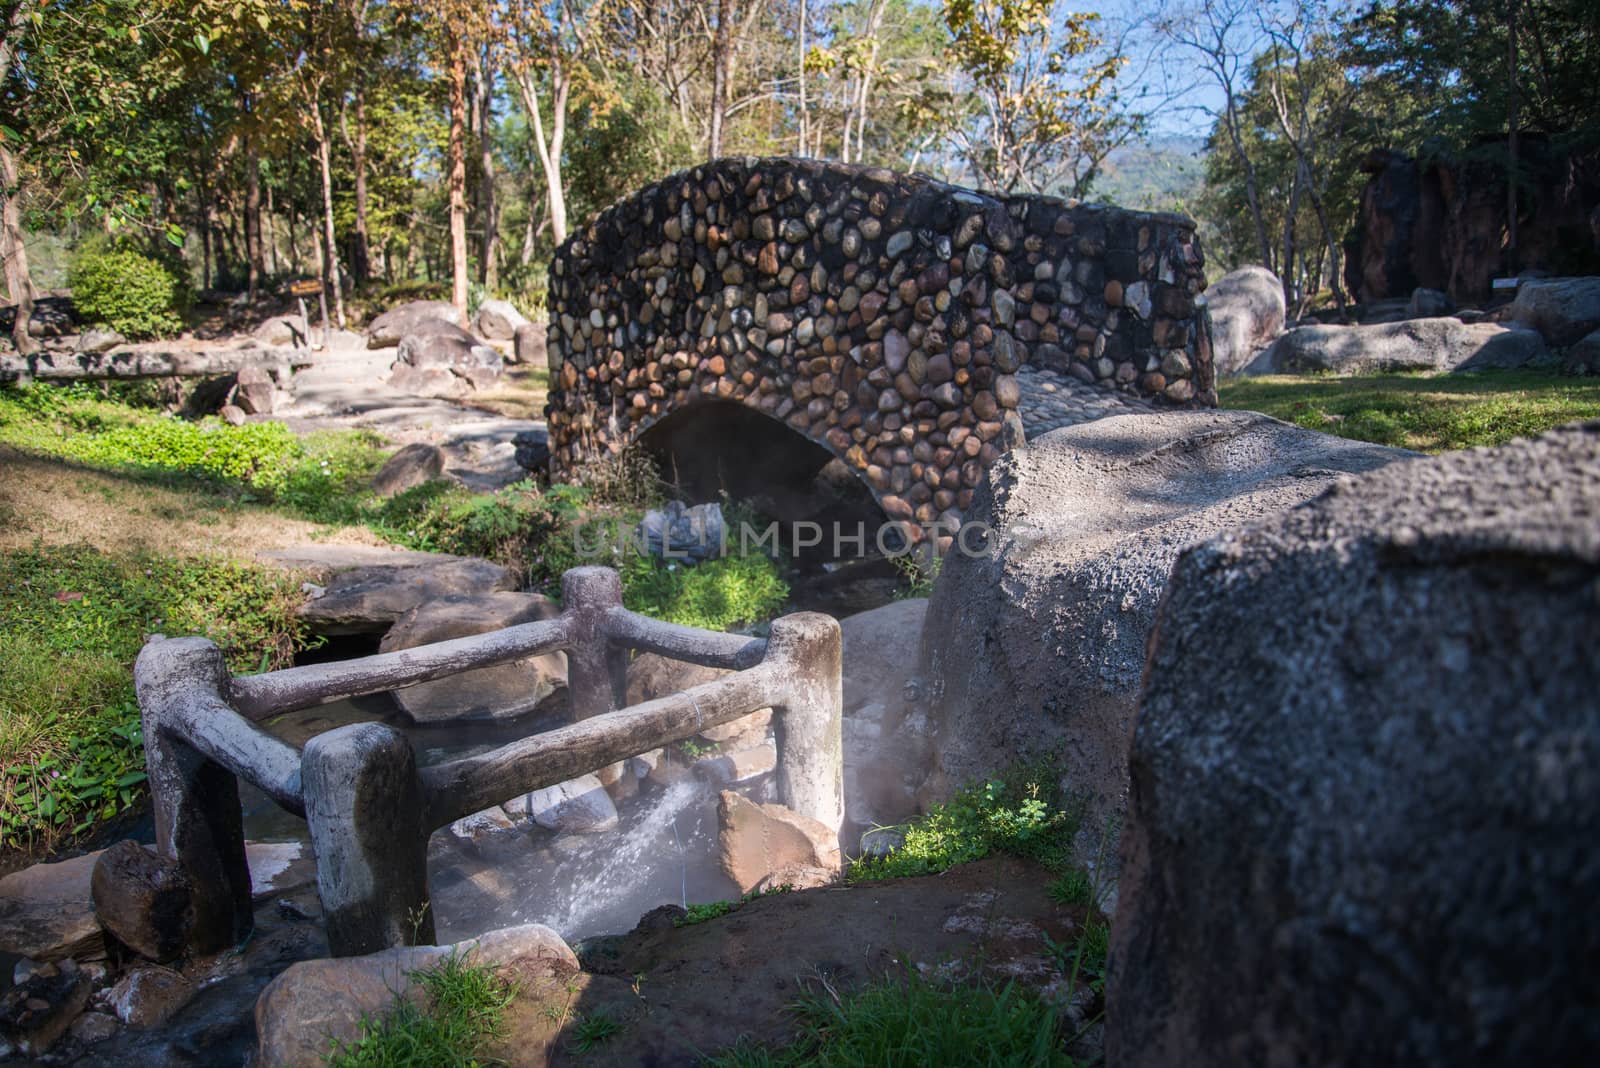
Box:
xmin=546 ymin=157 xmax=1215 ymax=527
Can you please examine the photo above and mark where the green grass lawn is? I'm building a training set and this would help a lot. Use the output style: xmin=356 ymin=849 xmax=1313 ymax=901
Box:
xmin=1220 ymin=369 xmax=1600 ymax=453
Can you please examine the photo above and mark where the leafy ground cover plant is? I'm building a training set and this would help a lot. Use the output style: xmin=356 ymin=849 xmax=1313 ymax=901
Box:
xmin=328 ymin=952 xmax=517 ymax=1067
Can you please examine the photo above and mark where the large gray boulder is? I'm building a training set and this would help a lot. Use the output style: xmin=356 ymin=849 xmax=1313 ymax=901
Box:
xmin=298 ymin=556 xmax=516 ymax=636
xmin=1566 ymin=326 xmax=1600 ymax=374
xmin=1250 ymin=317 xmax=1547 ymax=374
xmin=1203 ymin=266 xmax=1285 ymax=375
xmin=910 ymin=411 xmax=1409 ymax=867
xmin=1508 ymin=276 xmax=1600 ymax=346
xmin=393 ymin=321 xmax=503 ymax=394
xmin=378 ymin=591 xmax=566 ymax=721
xmin=513 ymin=321 xmax=546 ymax=366
xmin=365 ymin=300 xmax=462 ymax=349
xmin=838 ymin=598 xmax=930 ymax=836
xmin=474 ymin=298 xmax=530 ymax=341
xmin=1109 ymin=420 xmax=1600 ymax=1067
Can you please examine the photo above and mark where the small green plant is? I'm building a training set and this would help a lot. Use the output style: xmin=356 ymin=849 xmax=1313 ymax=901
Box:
xmin=707 ymin=970 xmax=1078 ymax=1067
xmin=1045 ymin=918 xmax=1111 ymax=999
xmin=676 ymin=737 xmax=716 ymax=761
xmin=849 ymin=762 xmax=1083 ymax=883
xmin=568 ymin=1009 xmax=622 ymax=1053
xmin=672 ymin=883 xmax=797 ymax=928
xmin=1048 ymin=870 xmax=1094 ymax=908
xmin=328 ymin=951 xmax=517 ymax=1067
xmin=891 ymin=549 xmax=942 ymax=599
xmin=68 ymin=248 xmax=187 ymax=339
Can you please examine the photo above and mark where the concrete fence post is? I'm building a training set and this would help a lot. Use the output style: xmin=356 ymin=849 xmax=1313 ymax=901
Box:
xmin=133 ymin=637 xmax=254 ymax=954
xmin=562 ymin=566 xmax=630 ymax=785
xmin=301 ymin=723 xmax=434 ymax=956
xmin=766 ymin=612 xmax=845 ymax=838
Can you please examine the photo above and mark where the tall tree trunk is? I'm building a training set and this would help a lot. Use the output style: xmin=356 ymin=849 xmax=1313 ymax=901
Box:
xmin=476 ymin=46 xmax=499 ymax=289
xmin=448 ymin=28 xmax=470 ymax=316
xmin=347 ymin=87 xmax=372 ymax=285
xmin=708 ymin=0 xmax=733 ymax=158
xmin=1506 ymin=0 xmax=1520 ymax=276
xmin=0 ymin=142 xmax=37 ymax=356
xmin=309 ymin=102 xmax=348 ymax=328
xmin=797 ymin=0 xmax=808 ymax=156
xmin=246 ymin=134 xmax=263 ymax=302
xmin=1223 ymin=95 xmax=1273 ymax=273
xmin=516 ymin=66 xmax=570 ymax=245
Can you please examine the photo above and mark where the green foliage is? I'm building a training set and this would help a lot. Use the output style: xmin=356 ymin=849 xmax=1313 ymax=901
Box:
xmin=708 ymin=971 xmax=1078 ymax=1068
xmin=620 ymin=552 xmax=789 ymax=632
xmin=329 ymin=952 xmax=517 ymax=1067
xmin=850 ymin=763 xmax=1082 ymax=882
xmin=568 ymin=1009 xmax=623 ymax=1053
xmin=1047 ymin=869 xmax=1094 ymax=908
xmin=67 ymin=249 xmax=187 ymax=339
xmin=672 ymin=884 xmax=794 ymax=928
xmin=1221 ymin=370 xmax=1600 ymax=453
xmin=0 ymin=544 xmax=314 ymax=849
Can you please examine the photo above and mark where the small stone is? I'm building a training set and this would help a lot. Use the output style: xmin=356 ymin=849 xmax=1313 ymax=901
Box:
xmin=886 ymin=231 xmax=913 ymax=259
xmin=992 ymin=290 xmax=1016 ymax=327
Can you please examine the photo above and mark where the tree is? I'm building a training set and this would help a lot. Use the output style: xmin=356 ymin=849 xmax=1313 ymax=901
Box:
xmin=1 ymin=0 xmax=39 ymax=353
xmin=940 ymin=0 xmax=1135 ymax=196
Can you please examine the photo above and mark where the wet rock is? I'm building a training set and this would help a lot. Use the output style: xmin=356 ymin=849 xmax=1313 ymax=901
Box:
xmin=298 ymin=556 xmax=516 ymax=636
xmin=90 ymin=841 xmax=192 ymax=963
xmin=370 ymin=442 xmax=446 ymax=497
xmin=1252 ymin=317 xmax=1548 ymax=375
xmin=378 ymin=591 xmax=567 ymax=721
xmin=68 ymin=1011 xmax=118 ymax=1046
xmin=1111 ymin=421 xmax=1600 ymax=1068
xmin=0 ymin=852 xmax=104 ymax=962
xmin=717 ymin=791 xmax=842 ymax=895
xmin=449 ymin=805 xmax=518 ymax=842
xmin=1204 ymin=265 xmax=1285 ymax=375
xmin=694 ymin=743 xmax=777 ymax=785
xmin=474 ymin=298 xmax=530 ymax=341
xmin=255 ymin=924 xmax=578 ymax=1068
xmin=366 ymin=300 xmax=463 ymax=349
xmin=517 ymin=774 xmax=619 ymax=834
xmin=107 ymin=966 xmax=195 ymax=1028
xmin=244 ymin=841 xmax=318 ymax=901
xmin=0 ymin=959 xmax=89 ymax=1054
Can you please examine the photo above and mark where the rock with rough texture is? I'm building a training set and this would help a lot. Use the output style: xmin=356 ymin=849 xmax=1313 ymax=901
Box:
xmin=717 ymin=791 xmax=842 ymax=895
xmin=694 ymin=743 xmax=777 ymax=784
xmin=838 ymin=599 xmax=932 ymax=835
xmin=1109 ymin=420 xmax=1600 ymax=1068
xmin=253 ymin=315 xmax=307 ymax=347
xmin=1408 ymin=286 xmax=1453 ymax=318
xmin=0 ymin=853 xmax=104 ymax=962
xmin=1566 ymin=326 xmax=1600 ymax=374
xmin=0 ymin=960 xmax=89 ymax=1054
xmin=90 ymin=841 xmax=192 ymax=963
xmin=377 ymin=591 xmax=566 ymax=720
xmin=255 ymin=924 xmax=578 ymax=1068
xmin=512 ymin=427 xmax=550 ymax=474
xmin=107 ymin=965 xmax=196 ymax=1028
xmin=513 ymin=774 xmax=619 ymax=834
xmin=1251 ymin=317 xmax=1547 ymax=374
xmin=1508 ymin=276 xmax=1600 ymax=346
xmin=370 ymin=443 xmax=446 ymax=497
xmin=76 ymin=327 xmax=126 ymax=354
xmin=475 ymin=299 xmax=530 ymax=340
xmin=1204 ymin=266 xmax=1285 ymax=375
xmin=298 ymin=557 xmax=516 ymax=636
xmin=627 ymin=652 xmax=772 ymax=748
xmin=449 ymin=805 xmax=517 ymax=842
xmin=233 ymin=365 xmax=276 ymax=415
xmin=912 ymin=411 xmax=1410 ymax=874
xmin=513 ymin=321 xmax=546 ymax=366
xmin=366 ymin=300 xmax=463 ymax=349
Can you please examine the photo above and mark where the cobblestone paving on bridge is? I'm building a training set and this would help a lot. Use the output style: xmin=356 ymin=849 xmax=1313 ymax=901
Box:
xmin=1015 ymin=364 xmax=1155 ymax=438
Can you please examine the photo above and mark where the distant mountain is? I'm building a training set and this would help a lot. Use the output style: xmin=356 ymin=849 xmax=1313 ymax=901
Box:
xmin=1091 ymin=135 xmax=1208 ymax=215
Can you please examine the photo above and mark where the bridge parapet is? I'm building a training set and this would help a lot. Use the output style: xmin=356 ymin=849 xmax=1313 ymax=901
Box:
xmin=547 ymin=158 xmax=1214 ymax=527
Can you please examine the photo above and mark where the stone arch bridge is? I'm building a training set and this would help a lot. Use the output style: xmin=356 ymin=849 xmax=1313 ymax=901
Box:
xmin=545 ymin=158 xmax=1216 ymax=528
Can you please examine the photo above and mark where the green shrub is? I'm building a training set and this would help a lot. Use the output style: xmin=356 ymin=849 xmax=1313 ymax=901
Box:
xmin=621 ymin=552 xmax=789 ymax=632
xmin=68 ymin=249 xmax=186 ymax=339
xmin=850 ymin=764 xmax=1083 ymax=883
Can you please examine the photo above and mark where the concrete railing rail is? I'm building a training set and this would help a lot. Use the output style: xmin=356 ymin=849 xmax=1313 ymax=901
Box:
xmin=133 ymin=566 xmax=842 ymax=958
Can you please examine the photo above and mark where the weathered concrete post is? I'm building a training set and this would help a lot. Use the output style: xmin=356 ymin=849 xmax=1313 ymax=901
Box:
xmin=301 ymin=723 xmax=434 ymax=956
xmin=133 ymin=637 xmax=254 ymax=954
xmin=562 ymin=566 xmax=630 ymax=786
xmin=767 ymin=613 xmax=845 ymax=838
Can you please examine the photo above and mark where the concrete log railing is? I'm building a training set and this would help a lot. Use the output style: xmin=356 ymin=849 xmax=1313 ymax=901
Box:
xmin=133 ymin=566 xmax=842 ymax=958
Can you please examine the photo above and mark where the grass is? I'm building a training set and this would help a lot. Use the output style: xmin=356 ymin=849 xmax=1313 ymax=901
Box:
xmin=1221 ymin=369 xmax=1600 ymax=453
xmin=672 ymin=884 xmax=794 ymax=928
xmin=707 ymin=971 xmax=1080 ymax=1068
xmin=328 ymin=952 xmax=517 ymax=1067
xmin=0 ymin=544 xmax=315 ymax=851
